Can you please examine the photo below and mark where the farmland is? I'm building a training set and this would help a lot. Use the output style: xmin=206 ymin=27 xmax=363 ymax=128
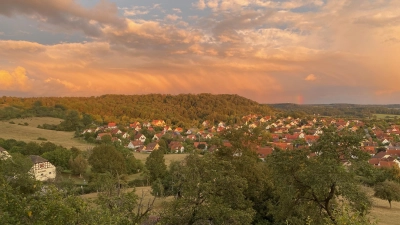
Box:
xmin=0 ymin=117 xmax=93 ymax=150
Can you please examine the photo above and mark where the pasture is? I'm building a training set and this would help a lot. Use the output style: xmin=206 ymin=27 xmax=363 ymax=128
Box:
xmin=0 ymin=117 xmax=93 ymax=150
xmin=373 ymin=114 xmax=399 ymax=120
xmin=133 ymin=152 xmax=188 ymax=166
xmin=367 ymin=187 xmax=400 ymax=225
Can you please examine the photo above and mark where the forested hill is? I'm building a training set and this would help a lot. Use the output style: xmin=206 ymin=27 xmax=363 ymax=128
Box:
xmin=0 ymin=94 xmax=275 ymax=125
xmin=269 ymin=103 xmax=400 ymax=118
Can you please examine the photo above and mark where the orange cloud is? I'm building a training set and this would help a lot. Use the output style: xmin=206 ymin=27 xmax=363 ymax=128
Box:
xmin=305 ymin=74 xmax=317 ymax=81
xmin=0 ymin=67 xmax=32 ymax=91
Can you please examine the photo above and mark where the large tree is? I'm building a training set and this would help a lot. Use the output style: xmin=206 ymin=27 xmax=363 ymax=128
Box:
xmin=374 ymin=180 xmax=400 ymax=209
xmin=145 ymin=149 xmax=167 ymax=183
xmin=69 ymin=154 xmax=88 ymax=177
xmin=266 ymin=128 xmax=372 ymax=225
xmin=88 ymin=144 xmax=126 ymax=175
xmin=159 ymin=154 xmax=255 ymax=225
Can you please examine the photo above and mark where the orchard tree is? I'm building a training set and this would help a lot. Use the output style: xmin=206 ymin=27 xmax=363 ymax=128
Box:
xmin=374 ymin=180 xmax=400 ymax=208
xmin=88 ymin=144 xmax=126 ymax=175
xmin=145 ymin=149 xmax=166 ymax=183
xmin=266 ymin=128 xmax=372 ymax=225
xmin=160 ymin=154 xmax=255 ymax=225
xmin=69 ymin=154 xmax=88 ymax=177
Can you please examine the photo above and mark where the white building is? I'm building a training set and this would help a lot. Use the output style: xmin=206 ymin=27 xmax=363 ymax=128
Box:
xmin=0 ymin=147 xmax=11 ymax=160
xmin=29 ymin=155 xmax=56 ymax=181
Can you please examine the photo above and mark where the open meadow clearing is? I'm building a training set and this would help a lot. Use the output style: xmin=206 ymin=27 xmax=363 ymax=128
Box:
xmin=0 ymin=117 xmax=93 ymax=150
xmin=373 ymin=114 xmax=399 ymax=119
xmin=364 ymin=186 xmax=400 ymax=225
xmin=133 ymin=152 xmax=188 ymax=166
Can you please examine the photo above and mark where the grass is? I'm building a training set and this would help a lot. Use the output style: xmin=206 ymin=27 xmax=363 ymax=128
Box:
xmin=80 ymin=186 xmax=171 ymax=211
xmin=133 ymin=152 xmax=188 ymax=166
xmin=364 ymin=186 xmax=400 ymax=225
xmin=0 ymin=117 xmax=94 ymax=150
xmin=373 ymin=114 xmax=399 ymax=119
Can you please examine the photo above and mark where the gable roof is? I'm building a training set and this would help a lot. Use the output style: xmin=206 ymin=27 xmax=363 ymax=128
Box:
xmin=0 ymin=146 xmax=7 ymax=152
xmin=30 ymin=155 xmax=48 ymax=164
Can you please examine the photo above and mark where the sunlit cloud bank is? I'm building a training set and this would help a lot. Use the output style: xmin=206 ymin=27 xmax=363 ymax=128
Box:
xmin=0 ymin=0 xmax=399 ymax=103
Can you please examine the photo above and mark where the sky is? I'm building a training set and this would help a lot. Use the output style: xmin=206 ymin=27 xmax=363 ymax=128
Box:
xmin=0 ymin=0 xmax=399 ymax=104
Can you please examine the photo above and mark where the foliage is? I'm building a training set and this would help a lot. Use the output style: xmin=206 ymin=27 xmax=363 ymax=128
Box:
xmin=41 ymin=147 xmax=73 ymax=170
xmin=88 ymin=144 xmax=126 ymax=175
xmin=374 ymin=180 xmax=400 ymax=208
xmin=271 ymin=103 xmax=400 ymax=118
xmin=145 ymin=149 xmax=167 ymax=183
xmin=1 ymin=94 xmax=275 ymax=127
xmin=266 ymin=129 xmax=372 ymax=225
xmin=159 ymin=154 xmax=255 ymax=225
xmin=69 ymin=154 xmax=88 ymax=177
xmin=0 ymin=154 xmax=152 ymax=224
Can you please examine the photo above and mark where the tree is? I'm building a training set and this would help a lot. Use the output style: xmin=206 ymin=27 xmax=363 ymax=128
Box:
xmin=374 ymin=180 xmax=400 ymax=208
xmin=159 ymin=154 xmax=255 ymax=225
xmin=42 ymin=147 xmax=73 ymax=170
xmin=266 ymin=128 xmax=372 ymax=224
xmin=88 ymin=144 xmax=126 ymax=175
xmin=145 ymin=149 xmax=167 ymax=183
xmin=69 ymin=154 xmax=88 ymax=177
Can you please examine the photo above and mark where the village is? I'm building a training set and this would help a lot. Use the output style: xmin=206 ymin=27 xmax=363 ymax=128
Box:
xmin=81 ymin=114 xmax=400 ymax=170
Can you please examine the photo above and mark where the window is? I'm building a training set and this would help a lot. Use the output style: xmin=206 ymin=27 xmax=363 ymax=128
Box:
xmin=49 ymin=172 xmax=51 ymax=174
xmin=41 ymin=173 xmax=43 ymax=176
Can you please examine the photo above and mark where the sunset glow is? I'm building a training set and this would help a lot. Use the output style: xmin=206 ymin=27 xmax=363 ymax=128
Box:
xmin=0 ymin=0 xmax=399 ymax=103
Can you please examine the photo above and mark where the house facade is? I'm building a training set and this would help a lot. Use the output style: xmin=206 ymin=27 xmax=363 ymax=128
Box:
xmin=29 ymin=155 xmax=56 ymax=181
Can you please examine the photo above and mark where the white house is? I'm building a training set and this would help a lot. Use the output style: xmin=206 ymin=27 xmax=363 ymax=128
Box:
xmin=0 ymin=147 xmax=11 ymax=160
xmin=29 ymin=155 xmax=56 ymax=181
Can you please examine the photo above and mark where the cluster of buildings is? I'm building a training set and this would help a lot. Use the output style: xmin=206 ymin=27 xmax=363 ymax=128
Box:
xmin=3 ymin=113 xmax=400 ymax=182
xmin=80 ymin=115 xmax=400 ymax=170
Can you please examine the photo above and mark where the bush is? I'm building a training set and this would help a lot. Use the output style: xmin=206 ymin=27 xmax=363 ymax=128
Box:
xmin=37 ymin=137 xmax=48 ymax=141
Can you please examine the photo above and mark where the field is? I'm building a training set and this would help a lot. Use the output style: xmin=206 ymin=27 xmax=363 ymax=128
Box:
xmin=0 ymin=117 xmax=93 ymax=150
xmin=133 ymin=152 xmax=188 ymax=166
xmin=373 ymin=114 xmax=399 ymax=119
xmin=365 ymin=186 xmax=400 ymax=225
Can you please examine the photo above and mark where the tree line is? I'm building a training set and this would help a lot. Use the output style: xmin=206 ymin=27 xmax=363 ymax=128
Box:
xmin=0 ymin=94 xmax=275 ymax=127
xmin=270 ymin=103 xmax=400 ymax=118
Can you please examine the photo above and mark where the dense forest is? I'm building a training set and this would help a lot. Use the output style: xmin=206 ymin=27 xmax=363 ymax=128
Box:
xmin=0 ymin=94 xmax=275 ymax=126
xmin=270 ymin=103 xmax=400 ymax=118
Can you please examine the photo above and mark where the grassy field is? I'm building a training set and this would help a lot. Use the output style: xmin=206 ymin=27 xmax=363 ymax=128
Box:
xmin=364 ymin=186 xmax=400 ymax=225
xmin=133 ymin=152 xmax=188 ymax=166
xmin=373 ymin=114 xmax=399 ymax=119
xmin=0 ymin=117 xmax=94 ymax=150
xmin=80 ymin=186 xmax=172 ymax=211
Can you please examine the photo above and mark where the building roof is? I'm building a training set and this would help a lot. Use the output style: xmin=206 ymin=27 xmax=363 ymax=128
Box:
xmin=30 ymin=155 xmax=48 ymax=164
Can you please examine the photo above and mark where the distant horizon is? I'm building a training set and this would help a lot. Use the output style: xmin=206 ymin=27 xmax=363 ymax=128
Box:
xmin=1 ymin=0 xmax=399 ymax=104
xmin=2 ymin=93 xmax=400 ymax=106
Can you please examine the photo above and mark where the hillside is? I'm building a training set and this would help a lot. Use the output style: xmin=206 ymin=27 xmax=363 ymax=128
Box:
xmin=0 ymin=117 xmax=93 ymax=150
xmin=269 ymin=103 xmax=400 ymax=118
xmin=0 ymin=94 xmax=275 ymax=125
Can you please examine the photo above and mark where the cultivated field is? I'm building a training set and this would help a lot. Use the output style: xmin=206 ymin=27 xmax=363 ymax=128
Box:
xmin=133 ymin=152 xmax=188 ymax=166
xmin=0 ymin=117 xmax=93 ymax=150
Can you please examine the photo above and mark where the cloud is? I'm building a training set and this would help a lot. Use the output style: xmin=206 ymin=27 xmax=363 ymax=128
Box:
xmin=123 ymin=6 xmax=150 ymax=17
xmin=305 ymin=74 xmax=317 ymax=81
xmin=194 ymin=0 xmax=207 ymax=10
xmin=165 ymin=14 xmax=181 ymax=21
xmin=0 ymin=67 xmax=32 ymax=91
xmin=1 ymin=0 xmax=400 ymax=103
xmin=0 ymin=0 xmax=126 ymax=37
